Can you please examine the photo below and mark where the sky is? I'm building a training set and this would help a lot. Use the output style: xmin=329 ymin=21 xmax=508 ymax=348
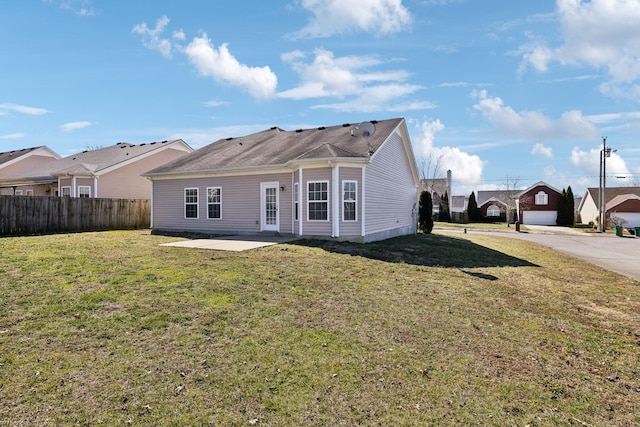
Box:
xmin=2 ymin=0 xmax=640 ymax=196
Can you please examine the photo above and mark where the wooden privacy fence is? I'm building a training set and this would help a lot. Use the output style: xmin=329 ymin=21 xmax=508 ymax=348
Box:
xmin=0 ymin=196 xmax=150 ymax=235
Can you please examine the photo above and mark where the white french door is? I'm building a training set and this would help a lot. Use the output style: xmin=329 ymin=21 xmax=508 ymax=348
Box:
xmin=260 ymin=182 xmax=279 ymax=232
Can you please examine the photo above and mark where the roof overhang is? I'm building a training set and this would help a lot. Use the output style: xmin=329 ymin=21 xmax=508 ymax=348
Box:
xmin=144 ymin=157 xmax=370 ymax=180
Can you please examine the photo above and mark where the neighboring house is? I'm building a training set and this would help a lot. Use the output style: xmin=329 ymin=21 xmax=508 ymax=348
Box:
xmin=0 ymin=140 xmax=192 ymax=199
xmin=477 ymin=190 xmax=514 ymax=222
xmin=144 ymin=118 xmax=420 ymax=243
xmin=516 ymin=181 xmax=562 ymax=225
xmin=450 ymin=195 xmax=468 ymax=223
xmin=578 ymin=186 xmax=640 ymax=227
xmin=419 ymin=170 xmax=452 ymax=217
xmin=0 ymin=146 xmax=61 ymax=195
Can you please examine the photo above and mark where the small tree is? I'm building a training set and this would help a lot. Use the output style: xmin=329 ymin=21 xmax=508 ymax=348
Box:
xmin=566 ymin=186 xmax=575 ymax=226
xmin=467 ymin=191 xmax=482 ymax=222
xmin=556 ymin=186 xmax=576 ymax=226
xmin=418 ymin=190 xmax=434 ymax=233
xmin=557 ymin=188 xmax=568 ymax=226
xmin=438 ymin=191 xmax=450 ymax=222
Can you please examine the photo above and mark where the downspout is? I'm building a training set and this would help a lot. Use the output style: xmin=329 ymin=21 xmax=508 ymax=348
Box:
xmin=330 ymin=161 xmax=339 ymax=238
xmin=72 ymin=176 xmax=77 ymax=198
xmin=147 ymin=177 xmax=154 ymax=229
xmin=93 ymin=175 xmax=98 ymax=198
xmin=361 ymin=165 xmax=366 ymax=238
xmin=298 ymin=167 xmax=303 ymax=237
xmin=291 ymin=172 xmax=295 ymax=235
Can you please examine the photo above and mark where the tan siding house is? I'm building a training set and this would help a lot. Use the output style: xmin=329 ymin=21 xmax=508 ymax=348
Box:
xmin=0 ymin=146 xmax=60 ymax=195
xmin=578 ymin=186 xmax=640 ymax=227
xmin=0 ymin=140 xmax=192 ymax=199
xmin=145 ymin=118 xmax=420 ymax=243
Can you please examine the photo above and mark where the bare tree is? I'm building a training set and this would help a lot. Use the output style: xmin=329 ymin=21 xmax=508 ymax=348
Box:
xmin=497 ymin=175 xmax=523 ymax=224
xmin=418 ymin=151 xmax=444 ymax=180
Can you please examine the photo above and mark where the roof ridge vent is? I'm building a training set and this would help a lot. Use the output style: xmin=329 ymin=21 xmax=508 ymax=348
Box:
xmin=295 ymin=129 xmax=303 ymax=133
xmin=342 ymin=123 xmax=350 ymax=127
xmin=317 ymin=126 xmax=326 ymax=130
xmin=226 ymin=137 xmax=234 ymax=140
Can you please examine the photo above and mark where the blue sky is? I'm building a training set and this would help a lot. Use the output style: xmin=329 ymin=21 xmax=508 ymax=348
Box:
xmin=2 ymin=0 xmax=640 ymax=196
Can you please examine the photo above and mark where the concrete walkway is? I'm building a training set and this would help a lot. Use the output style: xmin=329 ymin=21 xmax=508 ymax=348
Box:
xmin=443 ymin=225 xmax=640 ymax=282
xmin=160 ymin=234 xmax=298 ymax=252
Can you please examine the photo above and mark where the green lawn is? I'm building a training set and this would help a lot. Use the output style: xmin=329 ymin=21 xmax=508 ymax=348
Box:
xmin=1 ymin=230 xmax=638 ymax=426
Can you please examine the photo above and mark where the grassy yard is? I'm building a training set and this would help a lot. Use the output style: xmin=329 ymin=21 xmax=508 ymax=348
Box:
xmin=0 ymin=230 xmax=639 ymax=426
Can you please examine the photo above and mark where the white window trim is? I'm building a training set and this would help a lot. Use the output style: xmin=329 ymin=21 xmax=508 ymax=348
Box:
xmin=78 ymin=186 xmax=91 ymax=198
xmin=535 ymin=191 xmax=548 ymax=205
xmin=61 ymin=186 xmax=71 ymax=197
xmin=342 ymin=180 xmax=357 ymax=222
xmin=184 ymin=187 xmax=199 ymax=219
xmin=487 ymin=205 xmax=501 ymax=217
xmin=25 ymin=190 xmax=34 ymax=196
xmin=14 ymin=189 xmax=23 ymax=196
xmin=307 ymin=180 xmax=329 ymax=222
xmin=206 ymin=187 xmax=222 ymax=220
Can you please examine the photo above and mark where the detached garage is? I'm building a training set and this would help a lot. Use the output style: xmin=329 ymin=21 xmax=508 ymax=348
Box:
xmin=607 ymin=194 xmax=640 ymax=228
xmin=516 ymin=182 xmax=562 ymax=226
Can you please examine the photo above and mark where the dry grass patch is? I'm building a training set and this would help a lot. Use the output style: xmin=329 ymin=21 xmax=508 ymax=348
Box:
xmin=0 ymin=230 xmax=638 ymax=426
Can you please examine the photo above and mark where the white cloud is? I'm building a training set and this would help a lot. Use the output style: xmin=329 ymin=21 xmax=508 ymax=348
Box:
xmin=531 ymin=142 xmax=553 ymax=158
xmin=291 ymin=0 xmax=413 ymax=38
xmin=1 ymin=133 xmax=25 ymax=139
xmin=472 ymin=89 xmax=599 ymax=140
xmin=570 ymin=146 xmax=632 ymax=185
xmin=203 ymin=100 xmax=230 ymax=108
xmin=133 ymin=18 xmax=278 ymax=99
xmin=0 ymin=103 xmax=48 ymax=115
xmin=45 ymin=0 xmax=95 ymax=17
xmin=60 ymin=121 xmax=92 ymax=132
xmin=413 ymin=118 xmax=485 ymax=186
xmin=279 ymin=48 xmax=429 ymax=112
xmin=521 ymin=0 xmax=640 ymax=99
xmin=185 ymin=34 xmax=277 ymax=99
xmin=132 ymin=16 xmax=176 ymax=59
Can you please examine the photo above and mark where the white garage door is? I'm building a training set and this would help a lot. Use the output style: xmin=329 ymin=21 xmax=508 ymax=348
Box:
xmin=614 ymin=212 xmax=640 ymax=228
xmin=522 ymin=210 xmax=557 ymax=225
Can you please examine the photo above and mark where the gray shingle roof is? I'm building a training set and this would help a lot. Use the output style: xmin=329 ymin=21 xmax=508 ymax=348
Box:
xmin=586 ymin=186 xmax=640 ymax=209
xmin=0 ymin=146 xmax=50 ymax=166
xmin=1 ymin=140 xmax=186 ymax=182
xmin=144 ymin=118 xmax=404 ymax=176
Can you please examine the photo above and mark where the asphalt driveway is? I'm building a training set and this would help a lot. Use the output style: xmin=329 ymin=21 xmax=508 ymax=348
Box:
xmin=459 ymin=226 xmax=640 ymax=282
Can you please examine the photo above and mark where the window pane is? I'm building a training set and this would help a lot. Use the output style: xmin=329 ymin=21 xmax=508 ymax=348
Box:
xmin=309 ymin=202 xmax=327 ymax=220
xmin=308 ymin=182 xmax=328 ymax=221
xmin=185 ymin=204 xmax=198 ymax=218
xmin=344 ymin=202 xmax=356 ymax=221
xmin=208 ymin=188 xmax=220 ymax=203
xmin=208 ymin=204 xmax=220 ymax=219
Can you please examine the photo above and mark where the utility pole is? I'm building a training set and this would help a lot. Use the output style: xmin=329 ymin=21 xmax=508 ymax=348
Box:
xmin=598 ymin=137 xmax=614 ymax=232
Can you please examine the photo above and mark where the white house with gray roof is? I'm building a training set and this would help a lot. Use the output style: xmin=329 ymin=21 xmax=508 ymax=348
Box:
xmin=0 ymin=140 xmax=192 ymax=199
xmin=144 ymin=118 xmax=420 ymax=243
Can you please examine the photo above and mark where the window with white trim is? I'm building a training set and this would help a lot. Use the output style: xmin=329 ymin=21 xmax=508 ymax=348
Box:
xmin=487 ymin=205 xmax=500 ymax=217
xmin=78 ymin=186 xmax=91 ymax=198
xmin=294 ymin=182 xmax=299 ymax=221
xmin=184 ymin=188 xmax=199 ymax=219
xmin=61 ymin=186 xmax=71 ymax=197
xmin=207 ymin=187 xmax=222 ymax=219
xmin=535 ymin=191 xmax=548 ymax=205
xmin=342 ymin=180 xmax=357 ymax=221
xmin=307 ymin=181 xmax=328 ymax=221
xmin=26 ymin=190 xmax=34 ymax=196
xmin=14 ymin=190 xmax=23 ymax=196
